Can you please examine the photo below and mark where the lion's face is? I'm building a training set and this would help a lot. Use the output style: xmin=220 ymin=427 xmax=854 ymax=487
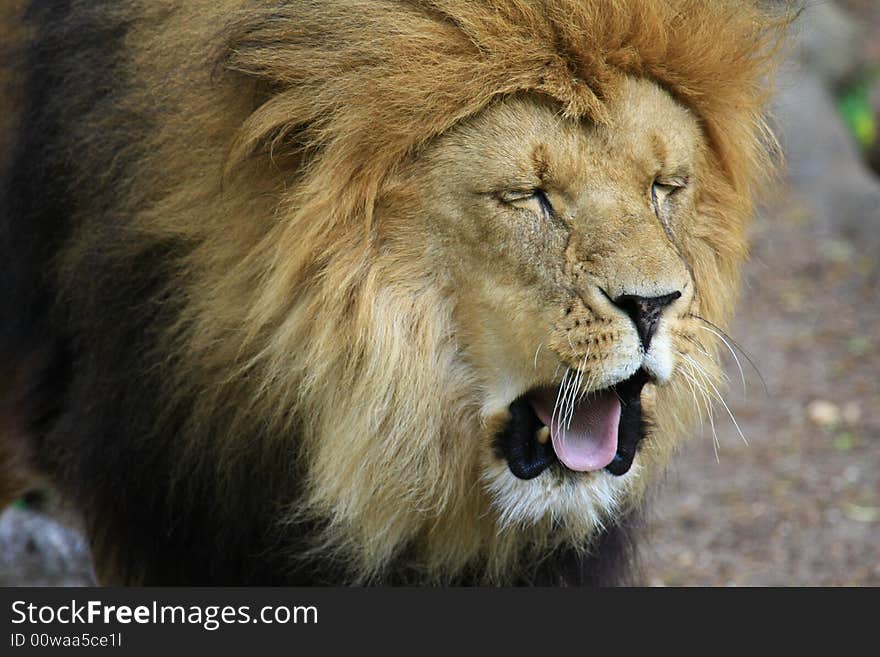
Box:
xmin=379 ymin=76 xmax=715 ymax=534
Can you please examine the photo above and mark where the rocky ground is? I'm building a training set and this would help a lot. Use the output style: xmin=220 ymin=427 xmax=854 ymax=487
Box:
xmin=0 ymin=499 xmax=94 ymax=586
xmin=1 ymin=2 xmax=878 ymax=587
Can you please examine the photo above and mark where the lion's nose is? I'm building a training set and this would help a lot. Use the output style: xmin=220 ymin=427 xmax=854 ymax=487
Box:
xmin=612 ymin=291 xmax=682 ymax=351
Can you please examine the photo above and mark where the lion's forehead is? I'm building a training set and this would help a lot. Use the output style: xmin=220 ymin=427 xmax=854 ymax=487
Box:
xmin=423 ymin=76 xmax=705 ymax=206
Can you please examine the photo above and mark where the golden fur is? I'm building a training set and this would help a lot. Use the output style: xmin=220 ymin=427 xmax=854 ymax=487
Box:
xmin=2 ymin=0 xmax=788 ymax=584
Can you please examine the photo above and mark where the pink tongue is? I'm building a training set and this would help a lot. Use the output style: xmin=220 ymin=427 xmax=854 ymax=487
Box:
xmin=529 ymin=388 xmax=621 ymax=472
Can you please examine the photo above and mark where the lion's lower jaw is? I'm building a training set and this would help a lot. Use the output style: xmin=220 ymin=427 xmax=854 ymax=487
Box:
xmin=482 ymin=461 xmax=638 ymax=534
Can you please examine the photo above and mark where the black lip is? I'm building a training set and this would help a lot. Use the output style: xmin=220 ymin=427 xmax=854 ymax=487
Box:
xmin=604 ymin=369 xmax=650 ymax=476
xmin=494 ymin=369 xmax=651 ymax=480
xmin=496 ymin=395 xmax=557 ymax=480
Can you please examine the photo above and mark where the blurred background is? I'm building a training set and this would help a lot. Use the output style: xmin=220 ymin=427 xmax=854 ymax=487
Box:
xmin=1 ymin=1 xmax=878 ymax=586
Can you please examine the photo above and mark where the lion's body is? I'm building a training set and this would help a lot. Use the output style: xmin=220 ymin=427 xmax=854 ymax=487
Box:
xmin=0 ymin=1 xmax=785 ymax=585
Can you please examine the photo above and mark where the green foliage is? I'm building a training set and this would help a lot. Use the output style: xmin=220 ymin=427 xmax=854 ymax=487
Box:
xmin=837 ymin=76 xmax=878 ymax=148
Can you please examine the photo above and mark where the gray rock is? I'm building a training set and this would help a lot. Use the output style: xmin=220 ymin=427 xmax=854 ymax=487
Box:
xmin=0 ymin=507 xmax=96 ymax=586
xmin=771 ymin=7 xmax=880 ymax=252
xmin=791 ymin=1 xmax=866 ymax=87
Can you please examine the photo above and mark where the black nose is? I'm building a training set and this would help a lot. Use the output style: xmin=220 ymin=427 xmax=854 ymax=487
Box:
xmin=612 ymin=291 xmax=682 ymax=351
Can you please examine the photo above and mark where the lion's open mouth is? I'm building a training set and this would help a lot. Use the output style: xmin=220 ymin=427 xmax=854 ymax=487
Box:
xmin=495 ymin=369 xmax=650 ymax=480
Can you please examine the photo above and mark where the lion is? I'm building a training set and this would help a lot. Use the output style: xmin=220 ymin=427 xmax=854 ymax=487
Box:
xmin=0 ymin=0 xmax=787 ymax=585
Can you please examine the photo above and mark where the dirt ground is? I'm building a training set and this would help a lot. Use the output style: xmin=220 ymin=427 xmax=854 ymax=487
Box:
xmin=1 ymin=2 xmax=878 ymax=587
xmin=640 ymin=184 xmax=880 ymax=586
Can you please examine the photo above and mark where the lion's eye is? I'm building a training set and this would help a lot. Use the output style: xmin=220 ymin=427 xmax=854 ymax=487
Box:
xmin=500 ymin=189 xmax=554 ymax=219
xmin=650 ymin=178 xmax=686 ymax=214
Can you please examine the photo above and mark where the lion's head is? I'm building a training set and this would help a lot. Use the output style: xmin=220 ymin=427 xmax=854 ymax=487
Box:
xmin=170 ymin=0 xmax=785 ymax=583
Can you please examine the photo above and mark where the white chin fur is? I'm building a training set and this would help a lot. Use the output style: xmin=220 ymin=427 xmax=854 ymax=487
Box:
xmin=481 ymin=460 xmax=639 ymax=532
xmin=643 ymin=330 xmax=674 ymax=384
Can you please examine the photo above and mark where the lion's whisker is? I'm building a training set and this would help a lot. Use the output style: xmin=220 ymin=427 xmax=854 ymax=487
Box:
xmin=564 ymin=360 xmax=581 ymax=432
xmin=689 ymin=314 xmax=767 ymax=395
xmin=551 ymin=367 xmax=570 ymax=435
xmin=693 ymin=324 xmax=746 ymax=395
xmin=577 ymin=348 xmax=593 ymax=403
xmin=566 ymin=351 xmax=589 ymax=430
xmin=679 ymin=332 xmax=714 ymax=361
xmin=675 ymin=360 xmax=704 ymax=435
xmin=682 ymin=354 xmax=749 ymax=447
xmin=679 ymin=362 xmax=720 ymax=462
